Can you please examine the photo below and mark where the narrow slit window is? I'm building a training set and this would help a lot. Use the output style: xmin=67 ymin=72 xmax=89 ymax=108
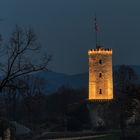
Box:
xmin=99 ymin=89 xmax=102 ymax=94
xmin=99 ymin=73 xmax=102 ymax=77
xmin=99 ymin=59 xmax=102 ymax=64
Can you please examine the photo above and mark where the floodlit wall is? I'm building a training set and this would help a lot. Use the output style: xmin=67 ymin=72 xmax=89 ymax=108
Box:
xmin=88 ymin=48 xmax=113 ymax=100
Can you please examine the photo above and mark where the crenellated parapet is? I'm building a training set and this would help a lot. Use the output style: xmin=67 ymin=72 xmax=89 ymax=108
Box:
xmin=88 ymin=48 xmax=112 ymax=55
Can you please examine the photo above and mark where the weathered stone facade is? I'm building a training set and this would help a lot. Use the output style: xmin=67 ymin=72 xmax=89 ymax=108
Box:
xmin=88 ymin=48 xmax=113 ymax=100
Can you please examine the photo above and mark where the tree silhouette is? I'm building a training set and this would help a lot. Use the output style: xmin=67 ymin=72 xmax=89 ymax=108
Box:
xmin=0 ymin=26 xmax=51 ymax=92
xmin=116 ymin=65 xmax=138 ymax=139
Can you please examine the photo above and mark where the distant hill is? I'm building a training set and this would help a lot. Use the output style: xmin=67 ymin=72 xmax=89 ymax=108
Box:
xmin=32 ymin=70 xmax=88 ymax=94
xmin=32 ymin=65 xmax=140 ymax=95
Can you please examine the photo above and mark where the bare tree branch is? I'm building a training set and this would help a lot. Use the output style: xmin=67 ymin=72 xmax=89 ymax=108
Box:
xmin=0 ymin=25 xmax=51 ymax=92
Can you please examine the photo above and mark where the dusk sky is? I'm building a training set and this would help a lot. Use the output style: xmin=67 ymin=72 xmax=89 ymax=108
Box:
xmin=0 ymin=0 xmax=140 ymax=74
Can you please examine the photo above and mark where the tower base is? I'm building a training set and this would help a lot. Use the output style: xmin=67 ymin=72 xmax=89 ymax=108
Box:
xmin=87 ymin=100 xmax=113 ymax=130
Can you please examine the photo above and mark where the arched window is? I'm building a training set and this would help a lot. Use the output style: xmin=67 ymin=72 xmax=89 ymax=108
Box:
xmin=99 ymin=73 xmax=102 ymax=77
xmin=99 ymin=89 xmax=102 ymax=94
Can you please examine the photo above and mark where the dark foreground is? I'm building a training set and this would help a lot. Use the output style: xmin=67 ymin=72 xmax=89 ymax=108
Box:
xmin=25 ymin=130 xmax=138 ymax=140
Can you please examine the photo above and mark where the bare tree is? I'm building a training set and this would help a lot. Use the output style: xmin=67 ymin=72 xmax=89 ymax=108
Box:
xmin=0 ymin=26 xmax=51 ymax=92
xmin=17 ymin=76 xmax=46 ymax=122
xmin=117 ymin=65 xmax=138 ymax=139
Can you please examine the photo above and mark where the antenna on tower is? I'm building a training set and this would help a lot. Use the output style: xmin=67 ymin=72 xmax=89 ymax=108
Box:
xmin=94 ymin=14 xmax=100 ymax=48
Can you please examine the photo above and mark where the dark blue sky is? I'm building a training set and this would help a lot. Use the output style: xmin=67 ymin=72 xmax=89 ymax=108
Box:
xmin=0 ymin=0 xmax=140 ymax=74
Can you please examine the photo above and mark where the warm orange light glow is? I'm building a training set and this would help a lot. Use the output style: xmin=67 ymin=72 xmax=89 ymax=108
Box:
xmin=88 ymin=48 xmax=113 ymax=100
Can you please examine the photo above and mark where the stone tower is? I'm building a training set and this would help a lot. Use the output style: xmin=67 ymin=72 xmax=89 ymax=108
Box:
xmin=88 ymin=47 xmax=113 ymax=101
xmin=87 ymin=17 xmax=113 ymax=128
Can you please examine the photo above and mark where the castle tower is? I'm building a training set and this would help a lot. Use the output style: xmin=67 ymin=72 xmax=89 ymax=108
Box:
xmin=87 ymin=17 xmax=113 ymax=128
xmin=88 ymin=47 xmax=113 ymax=101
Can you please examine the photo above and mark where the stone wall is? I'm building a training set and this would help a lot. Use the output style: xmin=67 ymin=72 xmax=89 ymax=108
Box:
xmin=88 ymin=48 xmax=113 ymax=100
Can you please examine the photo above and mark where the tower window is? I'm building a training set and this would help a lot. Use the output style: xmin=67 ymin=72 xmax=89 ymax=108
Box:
xmin=99 ymin=89 xmax=102 ymax=94
xmin=99 ymin=59 xmax=102 ymax=64
xmin=99 ymin=73 xmax=102 ymax=77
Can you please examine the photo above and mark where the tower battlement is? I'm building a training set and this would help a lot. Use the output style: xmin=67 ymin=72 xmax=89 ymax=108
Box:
xmin=88 ymin=48 xmax=112 ymax=55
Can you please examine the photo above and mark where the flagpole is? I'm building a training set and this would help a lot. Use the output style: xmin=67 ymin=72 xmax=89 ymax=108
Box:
xmin=94 ymin=16 xmax=98 ymax=48
xmin=95 ymin=22 xmax=97 ymax=48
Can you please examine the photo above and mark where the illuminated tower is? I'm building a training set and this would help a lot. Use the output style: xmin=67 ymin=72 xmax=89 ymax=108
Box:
xmin=88 ymin=47 xmax=113 ymax=101
xmin=88 ymin=16 xmax=113 ymax=101
xmin=87 ymin=16 xmax=113 ymax=128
